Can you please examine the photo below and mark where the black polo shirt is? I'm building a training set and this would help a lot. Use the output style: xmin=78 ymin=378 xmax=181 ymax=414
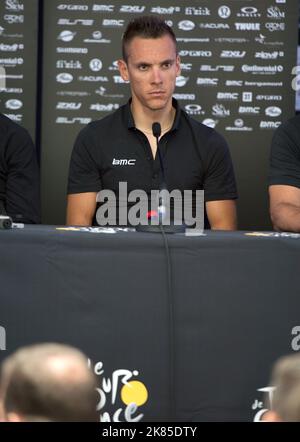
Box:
xmin=269 ymin=115 xmax=300 ymax=188
xmin=68 ymin=99 xmax=237 ymax=224
xmin=0 ymin=113 xmax=40 ymax=224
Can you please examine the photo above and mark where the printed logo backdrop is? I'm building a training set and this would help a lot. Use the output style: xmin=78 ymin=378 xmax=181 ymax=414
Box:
xmin=0 ymin=0 xmax=39 ymax=141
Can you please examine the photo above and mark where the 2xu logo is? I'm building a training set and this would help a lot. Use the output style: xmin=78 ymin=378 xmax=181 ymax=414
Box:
xmin=0 ymin=326 xmax=6 ymax=351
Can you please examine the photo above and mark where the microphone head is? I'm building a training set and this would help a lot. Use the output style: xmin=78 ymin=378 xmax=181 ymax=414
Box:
xmin=152 ymin=122 xmax=161 ymax=138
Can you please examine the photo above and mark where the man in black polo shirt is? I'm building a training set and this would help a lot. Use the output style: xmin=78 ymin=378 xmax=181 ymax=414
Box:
xmin=269 ymin=115 xmax=300 ymax=232
xmin=67 ymin=16 xmax=237 ymax=229
xmin=0 ymin=113 xmax=40 ymax=224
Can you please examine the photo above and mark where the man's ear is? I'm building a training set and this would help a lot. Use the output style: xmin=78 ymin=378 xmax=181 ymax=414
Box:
xmin=118 ymin=59 xmax=129 ymax=82
xmin=176 ymin=55 xmax=181 ymax=77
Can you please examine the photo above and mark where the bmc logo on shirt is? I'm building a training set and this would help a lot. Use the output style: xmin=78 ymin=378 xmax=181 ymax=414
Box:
xmin=112 ymin=158 xmax=136 ymax=166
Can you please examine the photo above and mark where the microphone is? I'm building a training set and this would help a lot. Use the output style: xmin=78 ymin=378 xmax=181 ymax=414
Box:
xmin=136 ymin=122 xmax=185 ymax=233
xmin=0 ymin=215 xmax=12 ymax=229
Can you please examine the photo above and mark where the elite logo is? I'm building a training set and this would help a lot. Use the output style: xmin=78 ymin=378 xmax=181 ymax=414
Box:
xmin=112 ymin=159 xmax=136 ymax=166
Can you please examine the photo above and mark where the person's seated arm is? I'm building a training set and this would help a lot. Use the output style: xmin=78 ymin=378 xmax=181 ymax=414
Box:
xmin=269 ymin=185 xmax=300 ymax=232
xmin=268 ymin=116 xmax=300 ymax=232
xmin=66 ymin=192 xmax=97 ymax=226
xmin=206 ymin=199 xmax=237 ymax=230
xmin=67 ymin=126 xmax=101 ymax=226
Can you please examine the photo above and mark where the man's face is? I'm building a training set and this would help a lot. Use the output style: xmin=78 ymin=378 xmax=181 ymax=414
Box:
xmin=118 ymin=35 xmax=180 ymax=112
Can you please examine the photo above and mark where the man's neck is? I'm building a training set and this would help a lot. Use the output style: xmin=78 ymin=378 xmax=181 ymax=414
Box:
xmin=131 ymin=99 xmax=175 ymax=134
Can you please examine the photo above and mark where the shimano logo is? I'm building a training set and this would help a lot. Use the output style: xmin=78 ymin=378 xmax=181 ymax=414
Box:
xmin=220 ymin=50 xmax=246 ymax=58
xmin=179 ymin=50 xmax=212 ymax=57
xmin=0 ymin=57 xmax=23 ymax=66
xmin=119 ymin=5 xmax=145 ymax=13
xmin=235 ymin=23 xmax=260 ymax=31
xmin=217 ymin=92 xmax=239 ymax=100
xmin=57 ymin=47 xmax=88 ymax=54
xmin=265 ymin=106 xmax=282 ymax=117
xmin=0 ymin=326 xmax=6 ymax=351
xmin=197 ymin=78 xmax=218 ymax=86
xmin=112 ymin=158 xmax=136 ymax=166
xmin=56 ymin=102 xmax=82 ymax=110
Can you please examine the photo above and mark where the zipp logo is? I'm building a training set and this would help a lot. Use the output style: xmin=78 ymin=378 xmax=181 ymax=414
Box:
xmin=0 ymin=326 xmax=6 ymax=351
xmin=112 ymin=158 xmax=136 ymax=166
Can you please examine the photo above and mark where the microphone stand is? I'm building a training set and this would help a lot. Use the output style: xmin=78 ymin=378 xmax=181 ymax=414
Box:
xmin=136 ymin=122 xmax=185 ymax=233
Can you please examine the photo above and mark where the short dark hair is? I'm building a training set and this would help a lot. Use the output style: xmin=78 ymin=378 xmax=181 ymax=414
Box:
xmin=122 ymin=15 xmax=177 ymax=62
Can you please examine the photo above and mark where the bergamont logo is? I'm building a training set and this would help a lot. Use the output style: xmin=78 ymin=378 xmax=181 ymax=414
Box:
xmin=0 ymin=326 xmax=6 ymax=351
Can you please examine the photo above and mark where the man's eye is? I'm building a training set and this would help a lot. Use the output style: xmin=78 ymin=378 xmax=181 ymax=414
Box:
xmin=162 ymin=63 xmax=171 ymax=69
xmin=138 ymin=65 xmax=148 ymax=71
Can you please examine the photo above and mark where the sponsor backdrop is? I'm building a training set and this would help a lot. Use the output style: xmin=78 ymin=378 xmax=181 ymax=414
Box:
xmin=0 ymin=0 xmax=39 ymax=141
xmin=0 ymin=0 xmax=298 ymax=229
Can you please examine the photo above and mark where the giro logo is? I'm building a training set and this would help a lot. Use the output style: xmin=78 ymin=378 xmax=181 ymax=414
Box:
xmin=56 ymin=73 xmax=73 ymax=83
xmin=0 ymin=326 xmax=6 ymax=351
xmin=57 ymin=30 xmax=76 ymax=42
xmin=57 ymin=4 xmax=89 ymax=11
xmin=218 ymin=6 xmax=231 ymax=19
xmin=178 ymin=20 xmax=195 ymax=31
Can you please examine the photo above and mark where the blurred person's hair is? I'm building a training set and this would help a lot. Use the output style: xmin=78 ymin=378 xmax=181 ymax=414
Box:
xmin=1 ymin=343 xmax=99 ymax=422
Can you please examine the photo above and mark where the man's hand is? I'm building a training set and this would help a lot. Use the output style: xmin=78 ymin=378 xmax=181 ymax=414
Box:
xmin=66 ymin=193 xmax=97 ymax=226
xmin=269 ymin=185 xmax=300 ymax=232
xmin=206 ymin=200 xmax=237 ymax=230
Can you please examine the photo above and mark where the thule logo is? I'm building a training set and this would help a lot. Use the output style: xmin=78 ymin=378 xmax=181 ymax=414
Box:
xmin=112 ymin=158 xmax=136 ymax=166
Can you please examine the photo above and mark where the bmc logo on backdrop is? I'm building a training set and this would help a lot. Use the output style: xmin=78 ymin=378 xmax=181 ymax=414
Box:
xmin=0 ymin=326 xmax=6 ymax=351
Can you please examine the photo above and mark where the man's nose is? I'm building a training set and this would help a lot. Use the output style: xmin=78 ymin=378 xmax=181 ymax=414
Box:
xmin=150 ymin=67 xmax=163 ymax=84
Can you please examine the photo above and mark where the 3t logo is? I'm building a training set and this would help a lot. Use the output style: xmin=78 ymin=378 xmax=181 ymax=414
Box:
xmin=291 ymin=326 xmax=300 ymax=351
xmin=0 ymin=326 xmax=6 ymax=351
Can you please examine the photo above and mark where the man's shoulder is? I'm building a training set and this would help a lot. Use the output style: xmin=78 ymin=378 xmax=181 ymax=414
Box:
xmin=276 ymin=114 xmax=300 ymax=137
xmin=80 ymin=105 xmax=125 ymax=137
xmin=0 ymin=113 xmax=29 ymax=137
xmin=183 ymin=113 xmax=228 ymax=148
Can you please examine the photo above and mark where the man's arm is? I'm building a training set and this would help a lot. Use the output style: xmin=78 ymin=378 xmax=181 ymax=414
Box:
xmin=206 ymin=199 xmax=237 ymax=230
xmin=66 ymin=192 xmax=97 ymax=226
xmin=269 ymin=184 xmax=300 ymax=232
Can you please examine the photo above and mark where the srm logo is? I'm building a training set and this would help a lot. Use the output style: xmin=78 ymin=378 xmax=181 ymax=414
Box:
xmin=0 ymin=326 xmax=6 ymax=351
